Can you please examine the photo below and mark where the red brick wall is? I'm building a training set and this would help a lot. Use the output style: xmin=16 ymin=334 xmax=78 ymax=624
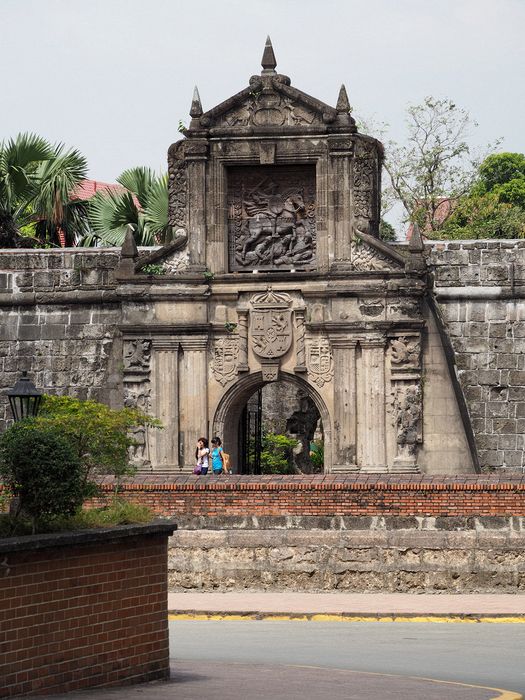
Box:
xmin=0 ymin=526 xmax=172 ymax=698
xmin=92 ymin=474 xmax=525 ymax=517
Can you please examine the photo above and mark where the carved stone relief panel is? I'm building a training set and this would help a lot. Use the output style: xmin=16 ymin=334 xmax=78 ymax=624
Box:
xmin=216 ymin=93 xmax=322 ymax=129
xmin=211 ymin=336 xmax=239 ymax=386
xmin=389 ymin=334 xmax=421 ymax=373
xmin=167 ymin=141 xmax=187 ymax=233
xmin=228 ymin=165 xmax=316 ymax=271
xmin=122 ymin=339 xmax=153 ymax=468
xmin=352 ymin=140 xmax=377 ymax=223
xmin=391 ymin=381 xmax=423 ymax=468
xmin=307 ymin=338 xmax=334 ymax=388
xmin=350 ymin=241 xmax=402 ymax=272
xmin=249 ymin=287 xmax=293 ymax=359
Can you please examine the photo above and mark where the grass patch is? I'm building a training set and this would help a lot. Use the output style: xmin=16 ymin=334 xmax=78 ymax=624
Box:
xmin=0 ymin=499 xmax=154 ymax=537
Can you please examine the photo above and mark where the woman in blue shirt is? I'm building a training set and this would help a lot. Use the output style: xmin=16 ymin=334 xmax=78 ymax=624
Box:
xmin=211 ymin=437 xmax=224 ymax=475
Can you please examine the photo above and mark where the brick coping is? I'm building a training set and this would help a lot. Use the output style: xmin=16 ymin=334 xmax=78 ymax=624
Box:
xmin=0 ymin=519 xmax=177 ymax=554
xmin=97 ymin=474 xmax=525 ymax=491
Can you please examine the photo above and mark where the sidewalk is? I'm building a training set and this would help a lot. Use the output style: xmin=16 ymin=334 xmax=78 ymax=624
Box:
xmin=168 ymin=591 xmax=525 ymax=620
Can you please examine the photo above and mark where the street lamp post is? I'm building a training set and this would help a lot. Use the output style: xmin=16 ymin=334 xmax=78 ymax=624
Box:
xmin=7 ymin=371 xmax=43 ymax=421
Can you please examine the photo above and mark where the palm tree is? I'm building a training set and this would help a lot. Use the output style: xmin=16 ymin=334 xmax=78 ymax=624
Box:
xmin=85 ymin=167 xmax=170 ymax=246
xmin=0 ymin=133 xmax=88 ymax=248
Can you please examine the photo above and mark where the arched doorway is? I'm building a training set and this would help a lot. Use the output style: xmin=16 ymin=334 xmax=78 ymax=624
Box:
xmin=213 ymin=372 xmax=332 ymax=474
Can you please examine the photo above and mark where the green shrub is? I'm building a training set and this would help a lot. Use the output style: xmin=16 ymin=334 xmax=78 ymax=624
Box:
xmin=260 ymin=432 xmax=298 ymax=474
xmin=0 ymin=420 xmax=87 ymax=528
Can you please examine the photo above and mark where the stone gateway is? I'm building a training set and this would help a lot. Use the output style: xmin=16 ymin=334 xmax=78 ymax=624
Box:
xmin=114 ymin=39 xmax=473 ymax=474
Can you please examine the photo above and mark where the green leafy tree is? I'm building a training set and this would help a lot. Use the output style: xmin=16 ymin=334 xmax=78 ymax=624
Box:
xmin=0 ymin=421 xmax=87 ymax=530
xmin=440 ymin=152 xmax=525 ymax=239
xmin=35 ymin=395 xmax=161 ymax=487
xmin=85 ymin=167 xmax=171 ymax=246
xmin=260 ymin=432 xmax=298 ymax=474
xmin=381 ymin=98 xmax=497 ymax=233
xmin=0 ymin=133 xmax=88 ymax=247
xmin=379 ymin=219 xmax=396 ymax=242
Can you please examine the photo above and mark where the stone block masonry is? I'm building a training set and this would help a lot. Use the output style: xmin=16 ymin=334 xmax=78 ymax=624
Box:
xmin=0 ymin=522 xmax=175 ymax=698
xmin=426 ymin=240 xmax=525 ymax=471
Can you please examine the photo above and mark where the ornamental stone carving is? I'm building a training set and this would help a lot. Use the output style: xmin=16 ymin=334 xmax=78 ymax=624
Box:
xmin=307 ymin=338 xmax=334 ymax=388
xmin=228 ymin=166 xmax=316 ymax=271
xmin=389 ymin=335 xmax=421 ymax=371
xmin=216 ymin=93 xmax=322 ymax=129
xmin=350 ymin=241 xmax=401 ymax=272
xmin=211 ymin=337 xmax=239 ymax=387
xmin=392 ymin=382 xmax=422 ymax=467
xmin=123 ymin=340 xmax=152 ymax=371
xmin=167 ymin=141 xmax=187 ymax=233
xmin=250 ymin=287 xmax=293 ymax=360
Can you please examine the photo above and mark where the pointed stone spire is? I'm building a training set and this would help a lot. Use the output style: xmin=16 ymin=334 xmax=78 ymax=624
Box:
xmin=121 ymin=225 xmax=138 ymax=259
xmin=261 ymin=35 xmax=277 ymax=74
xmin=190 ymin=86 xmax=203 ymax=118
xmin=336 ymin=84 xmax=351 ymax=113
xmin=408 ymin=222 xmax=425 ymax=253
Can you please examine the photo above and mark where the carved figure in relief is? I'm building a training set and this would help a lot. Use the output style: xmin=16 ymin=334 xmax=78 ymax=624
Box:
xmin=211 ymin=337 xmax=239 ymax=387
xmin=390 ymin=336 xmax=421 ymax=368
xmin=229 ymin=167 xmax=316 ymax=271
xmin=307 ymin=339 xmax=334 ymax=388
xmin=393 ymin=383 xmax=422 ymax=456
xmin=123 ymin=340 xmax=151 ymax=371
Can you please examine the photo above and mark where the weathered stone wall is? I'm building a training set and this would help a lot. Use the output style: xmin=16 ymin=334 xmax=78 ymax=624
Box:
xmin=1 ymin=239 xmax=524 ymax=472
xmin=0 ymin=249 xmax=122 ymax=431
xmin=424 ymin=240 xmax=525 ymax=472
xmin=168 ymin=517 xmax=525 ymax=593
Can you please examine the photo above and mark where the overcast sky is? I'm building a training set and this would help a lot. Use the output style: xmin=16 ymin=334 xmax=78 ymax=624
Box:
xmin=1 ymin=0 xmax=524 ymax=190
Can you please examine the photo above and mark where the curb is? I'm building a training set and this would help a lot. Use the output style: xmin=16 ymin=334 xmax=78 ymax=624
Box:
xmin=168 ymin=610 xmax=525 ymax=623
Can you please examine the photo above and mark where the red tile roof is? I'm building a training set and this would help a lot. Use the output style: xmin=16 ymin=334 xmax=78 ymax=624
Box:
xmin=71 ymin=179 xmax=141 ymax=208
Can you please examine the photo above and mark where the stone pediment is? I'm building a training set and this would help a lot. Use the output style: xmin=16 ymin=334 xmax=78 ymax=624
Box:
xmin=198 ymin=79 xmax=338 ymax=131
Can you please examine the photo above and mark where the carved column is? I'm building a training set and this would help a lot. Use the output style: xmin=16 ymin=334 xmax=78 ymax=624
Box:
xmin=151 ymin=341 xmax=179 ymax=470
xmin=184 ymin=140 xmax=208 ymax=270
xmin=237 ymin=308 xmax=249 ymax=372
xmin=331 ymin=338 xmax=358 ymax=471
xmin=359 ymin=338 xmax=387 ymax=471
xmin=178 ymin=336 xmax=208 ymax=469
xmin=294 ymin=307 xmax=306 ymax=373
xmin=328 ymin=137 xmax=353 ymax=268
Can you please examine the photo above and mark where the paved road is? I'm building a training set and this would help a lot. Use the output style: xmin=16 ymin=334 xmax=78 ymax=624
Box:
xmin=170 ymin=620 xmax=525 ymax=695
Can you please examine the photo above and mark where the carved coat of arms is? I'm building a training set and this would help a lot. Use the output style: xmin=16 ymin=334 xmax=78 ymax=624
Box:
xmin=307 ymin=339 xmax=333 ymax=387
xmin=211 ymin=337 xmax=239 ymax=386
xmin=250 ymin=287 xmax=293 ymax=360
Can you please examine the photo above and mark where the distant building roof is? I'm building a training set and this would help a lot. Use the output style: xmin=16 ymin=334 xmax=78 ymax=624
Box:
xmin=406 ymin=198 xmax=453 ymax=241
xmin=71 ymin=179 xmax=141 ymax=208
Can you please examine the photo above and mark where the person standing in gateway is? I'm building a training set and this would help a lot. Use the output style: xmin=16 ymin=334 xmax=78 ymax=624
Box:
xmin=211 ymin=437 xmax=225 ymax=475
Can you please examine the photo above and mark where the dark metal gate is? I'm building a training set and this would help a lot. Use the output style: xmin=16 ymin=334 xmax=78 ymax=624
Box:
xmin=238 ymin=389 xmax=263 ymax=474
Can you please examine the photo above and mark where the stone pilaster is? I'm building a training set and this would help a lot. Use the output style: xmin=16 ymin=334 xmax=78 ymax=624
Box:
xmin=151 ymin=341 xmax=179 ymax=469
xmin=184 ymin=140 xmax=208 ymax=270
xmin=359 ymin=337 xmax=387 ymax=471
xmin=236 ymin=308 xmax=249 ymax=372
xmin=294 ymin=307 xmax=307 ymax=373
xmin=178 ymin=336 xmax=208 ymax=469
xmin=331 ymin=338 xmax=358 ymax=471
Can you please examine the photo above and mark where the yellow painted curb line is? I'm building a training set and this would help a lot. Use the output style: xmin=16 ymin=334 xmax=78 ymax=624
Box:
xmin=287 ymin=664 xmax=523 ymax=700
xmin=168 ymin=612 xmax=525 ymax=624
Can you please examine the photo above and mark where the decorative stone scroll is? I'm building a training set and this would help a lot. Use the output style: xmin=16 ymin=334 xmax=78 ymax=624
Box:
xmin=306 ymin=338 xmax=334 ymax=388
xmin=211 ymin=337 xmax=239 ymax=386
xmin=350 ymin=241 xmax=401 ymax=272
xmin=228 ymin=165 xmax=316 ymax=271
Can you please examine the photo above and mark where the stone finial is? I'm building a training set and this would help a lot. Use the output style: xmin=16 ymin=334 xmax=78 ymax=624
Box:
xmin=121 ymin=225 xmax=138 ymax=260
xmin=190 ymin=86 xmax=203 ymax=118
xmin=336 ymin=84 xmax=351 ymax=113
xmin=409 ymin=222 xmax=425 ymax=253
xmin=261 ymin=35 xmax=277 ymax=74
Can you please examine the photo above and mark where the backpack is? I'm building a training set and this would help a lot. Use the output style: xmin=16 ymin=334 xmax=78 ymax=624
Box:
xmin=222 ymin=452 xmax=231 ymax=473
